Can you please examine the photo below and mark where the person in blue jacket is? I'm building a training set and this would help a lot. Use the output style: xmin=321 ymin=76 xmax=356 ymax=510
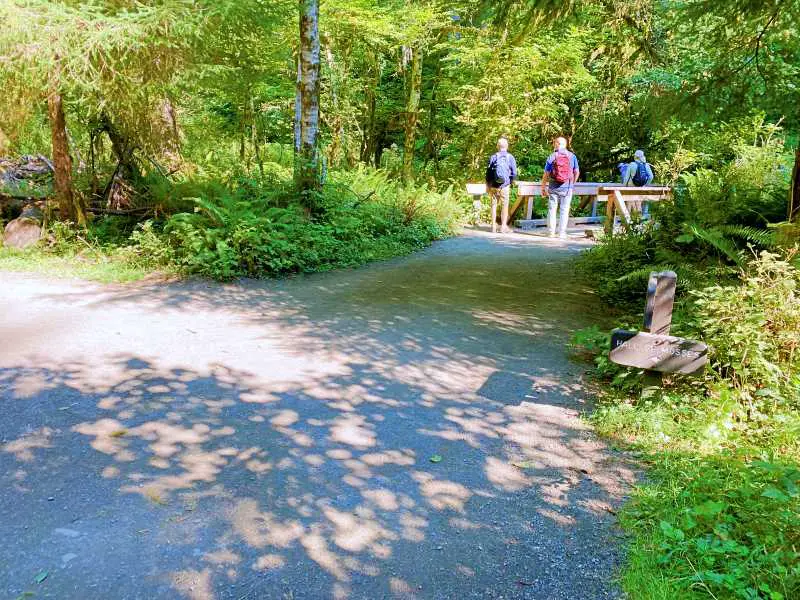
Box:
xmin=485 ymin=137 xmax=518 ymax=233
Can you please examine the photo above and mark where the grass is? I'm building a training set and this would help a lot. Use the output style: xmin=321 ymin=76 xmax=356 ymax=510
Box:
xmin=590 ymin=392 xmax=800 ymax=600
xmin=0 ymin=247 xmax=154 ymax=283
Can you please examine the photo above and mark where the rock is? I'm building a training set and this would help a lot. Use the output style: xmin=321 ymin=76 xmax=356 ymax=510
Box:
xmin=3 ymin=216 xmax=41 ymax=249
xmin=20 ymin=203 xmax=43 ymax=221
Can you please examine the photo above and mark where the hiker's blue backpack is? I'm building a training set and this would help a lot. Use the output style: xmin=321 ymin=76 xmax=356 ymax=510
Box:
xmin=490 ymin=153 xmax=510 ymax=186
xmin=632 ymin=161 xmax=650 ymax=186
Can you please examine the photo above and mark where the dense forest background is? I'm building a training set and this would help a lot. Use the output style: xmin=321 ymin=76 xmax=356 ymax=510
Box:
xmin=1 ymin=0 xmax=798 ymax=219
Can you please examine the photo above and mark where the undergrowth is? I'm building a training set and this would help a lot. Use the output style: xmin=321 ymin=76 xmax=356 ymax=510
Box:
xmin=574 ymin=251 xmax=800 ymax=599
xmin=0 ymin=167 xmax=465 ymax=282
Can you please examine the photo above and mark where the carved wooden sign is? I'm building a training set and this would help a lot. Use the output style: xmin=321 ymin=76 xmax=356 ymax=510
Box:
xmin=610 ymin=329 xmax=708 ymax=375
xmin=610 ymin=270 xmax=708 ymax=377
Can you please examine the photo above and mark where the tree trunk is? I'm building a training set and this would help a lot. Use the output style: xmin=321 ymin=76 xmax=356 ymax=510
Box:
xmin=323 ymin=33 xmax=344 ymax=169
xmin=47 ymin=73 xmax=85 ymax=226
xmin=251 ymin=96 xmax=264 ymax=178
xmin=294 ymin=57 xmax=302 ymax=156
xmin=361 ymin=53 xmax=381 ymax=164
xmin=790 ymin=145 xmax=800 ymax=223
xmin=423 ymin=57 xmax=442 ymax=174
xmin=295 ymin=0 xmax=322 ymax=200
xmin=402 ymin=45 xmax=423 ymax=184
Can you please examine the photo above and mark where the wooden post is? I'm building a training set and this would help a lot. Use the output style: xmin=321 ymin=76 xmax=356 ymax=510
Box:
xmin=642 ymin=271 xmax=677 ymax=396
xmin=613 ymin=190 xmax=632 ymax=224
xmin=605 ymin=194 xmax=615 ymax=235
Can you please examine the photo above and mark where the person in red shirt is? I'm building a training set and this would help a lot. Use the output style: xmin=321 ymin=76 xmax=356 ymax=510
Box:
xmin=541 ymin=137 xmax=580 ymax=239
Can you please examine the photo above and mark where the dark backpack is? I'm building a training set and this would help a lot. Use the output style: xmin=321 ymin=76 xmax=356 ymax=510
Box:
xmin=551 ymin=151 xmax=573 ymax=184
xmin=632 ymin=161 xmax=650 ymax=186
xmin=490 ymin=153 xmax=510 ymax=186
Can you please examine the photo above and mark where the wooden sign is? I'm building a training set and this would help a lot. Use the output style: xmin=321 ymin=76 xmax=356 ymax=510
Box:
xmin=609 ymin=271 xmax=707 ymax=379
xmin=643 ymin=271 xmax=676 ymax=336
xmin=610 ymin=329 xmax=708 ymax=375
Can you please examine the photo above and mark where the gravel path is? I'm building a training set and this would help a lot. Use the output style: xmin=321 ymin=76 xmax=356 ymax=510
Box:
xmin=0 ymin=230 xmax=635 ymax=600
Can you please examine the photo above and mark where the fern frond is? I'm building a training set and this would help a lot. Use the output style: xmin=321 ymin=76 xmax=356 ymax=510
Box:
xmin=689 ymin=224 xmax=745 ymax=268
xmin=616 ymin=266 xmax=680 ymax=283
xmin=716 ymin=225 xmax=776 ymax=248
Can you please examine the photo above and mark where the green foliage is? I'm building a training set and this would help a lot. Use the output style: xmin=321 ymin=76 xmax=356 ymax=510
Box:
xmin=126 ymin=167 xmax=461 ymax=280
xmin=575 ymin=211 xmax=728 ymax=309
xmin=576 ymin=128 xmax=790 ymax=309
xmin=621 ymin=454 xmax=800 ymax=600
xmin=571 ymin=325 xmax=636 ymax=388
xmin=585 ymin=249 xmax=800 ymax=600
xmin=0 ymin=218 xmax=150 ymax=283
xmin=683 ymin=252 xmax=800 ymax=419
xmin=679 ymin=138 xmax=792 ymax=229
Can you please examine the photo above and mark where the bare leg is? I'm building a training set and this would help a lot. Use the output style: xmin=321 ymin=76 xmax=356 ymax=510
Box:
xmin=500 ymin=186 xmax=510 ymax=232
xmin=490 ymin=189 xmax=498 ymax=233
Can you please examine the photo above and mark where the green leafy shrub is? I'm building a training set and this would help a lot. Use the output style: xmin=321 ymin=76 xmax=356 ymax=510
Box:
xmin=571 ymin=325 xmax=639 ymax=389
xmin=575 ymin=209 xmax=729 ymax=309
xmin=679 ymin=140 xmax=791 ymax=229
xmin=126 ymin=167 xmax=462 ymax=280
xmin=622 ymin=455 xmax=800 ymax=600
xmin=682 ymin=251 xmax=800 ymax=419
xmin=586 ymin=250 xmax=800 ymax=600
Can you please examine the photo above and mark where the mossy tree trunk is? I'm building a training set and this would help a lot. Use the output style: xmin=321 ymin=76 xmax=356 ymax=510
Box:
xmin=295 ymin=0 xmax=322 ymax=203
xmin=402 ymin=45 xmax=422 ymax=184
xmin=47 ymin=58 xmax=86 ymax=226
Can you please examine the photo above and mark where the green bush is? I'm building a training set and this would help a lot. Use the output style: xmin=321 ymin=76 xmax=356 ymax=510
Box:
xmin=575 ymin=210 xmax=729 ymax=309
xmin=622 ymin=454 xmax=800 ymax=600
xmin=584 ymin=250 xmax=800 ymax=600
xmin=126 ymin=167 xmax=462 ymax=280
xmin=682 ymin=251 xmax=800 ymax=419
xmin=680 ymin=141 xmax=791 ymax=229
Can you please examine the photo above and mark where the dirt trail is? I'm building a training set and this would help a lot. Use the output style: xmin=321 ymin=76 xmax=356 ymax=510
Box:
xmin=0 ymin=230 xmax=634 ymax=599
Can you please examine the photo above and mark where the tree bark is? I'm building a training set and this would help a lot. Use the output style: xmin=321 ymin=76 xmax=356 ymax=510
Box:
xmin=294 ymin=57 xmax=302 ymax=156
xmin=47 ymin=67 xmax=85 ymax=226
xmin=790 ymin=145 xmax=800 ymax=223
xmin=295 ymin=0 xmax=322 ymax=200
xmin=361 ymin=53 xmax=381 ymax=164
xmin=251 ymin=96 xmax=264 ymax=178
xmin=402 ymin=45 xmax=423 ymax=183
xmin=323 ymin=33 xmax=344 ymax=169
xmin=423 ymin=57 xmax=442 ymax=174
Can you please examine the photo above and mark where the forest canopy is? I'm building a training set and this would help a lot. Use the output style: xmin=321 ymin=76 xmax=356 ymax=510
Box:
xmin=0 ymin=0 xmax=798 ymax=276
xmin=0 ymin=0 xmax=797 ymax=184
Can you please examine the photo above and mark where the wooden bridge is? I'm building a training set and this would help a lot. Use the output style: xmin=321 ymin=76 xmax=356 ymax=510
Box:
xmin=466 ymin=181 xmax=672 ymax=235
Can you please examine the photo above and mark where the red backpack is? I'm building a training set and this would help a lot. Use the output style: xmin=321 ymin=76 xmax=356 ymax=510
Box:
xmin=551 ymin=151 xmax=573 ymax=184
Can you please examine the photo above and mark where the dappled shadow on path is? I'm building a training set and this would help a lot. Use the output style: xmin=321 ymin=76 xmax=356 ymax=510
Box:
xmin=1 ymin=234 xmax=633 ymax=599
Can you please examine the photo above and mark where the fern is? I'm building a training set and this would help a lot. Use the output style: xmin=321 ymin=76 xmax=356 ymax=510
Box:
xmin=716 ymin=224 xmax=776 ymax=248
xmin=616 ymin=265 xmax=680 ymax=283
xmin=689 ymin=224 xmax=745 ymax=268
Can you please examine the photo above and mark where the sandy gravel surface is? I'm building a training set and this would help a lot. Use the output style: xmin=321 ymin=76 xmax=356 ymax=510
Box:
xmin=0 ymin=230 xmax=635 ymax=599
